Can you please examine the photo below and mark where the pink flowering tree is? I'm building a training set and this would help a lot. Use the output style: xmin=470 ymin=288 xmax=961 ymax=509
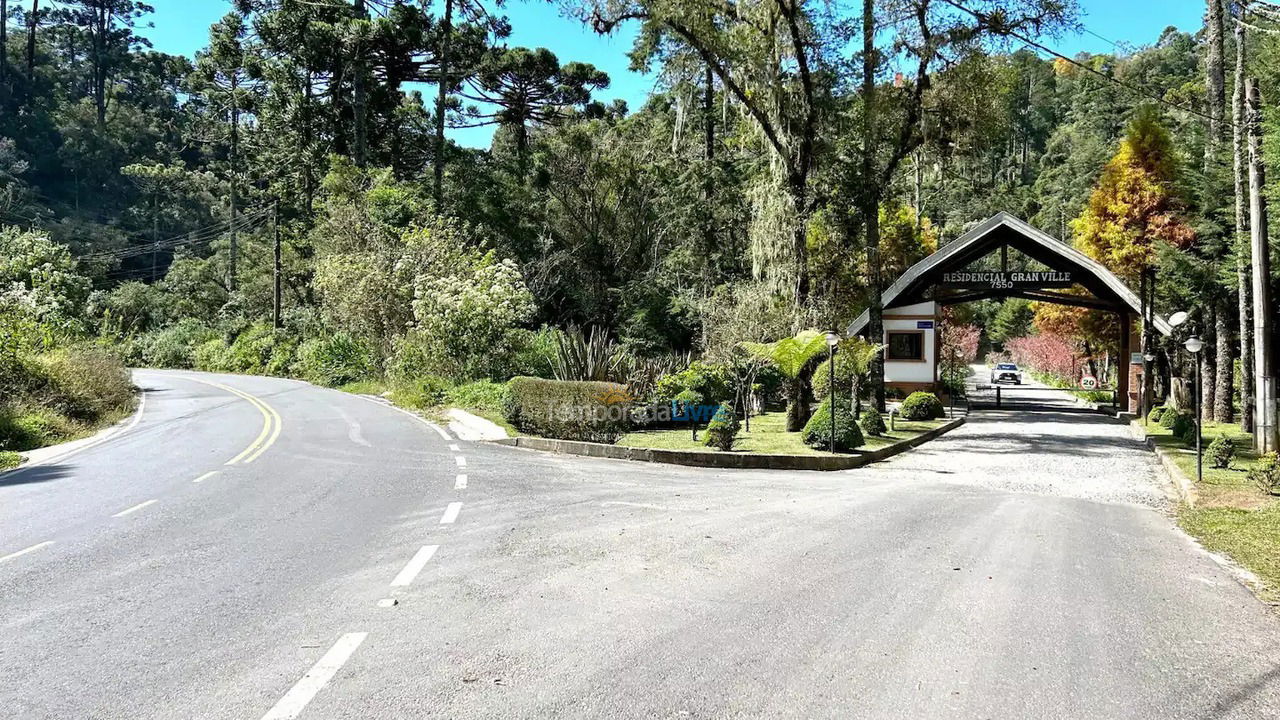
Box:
xmin=1004 ymin=333 xmax=1080 ymax=381
xmin=939 ymin=314 xmax=980 ymax=392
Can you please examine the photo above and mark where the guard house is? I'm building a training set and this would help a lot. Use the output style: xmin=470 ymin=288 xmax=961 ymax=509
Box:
xmin=846 ymin=212 xmax=1171 ymax=410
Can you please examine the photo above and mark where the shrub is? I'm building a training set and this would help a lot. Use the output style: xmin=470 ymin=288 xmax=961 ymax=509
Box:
xmin=445 ymin=380 xmax=509 ymax=416
xmin=193 ymin=338 xmax=232 ymax=372
xmin=1207 ymin=434 xmax=1235 ymax=469
xmin=859 ymin=410 xmax=886 ymax=437
xmin=899 ymin=391 xmax=943 ymax=420
xmin=1249 ymin=453 xmax=1280 ymax=495
xmin=0 ymin=409 xmax=76 ymax=451
xmin=652 ymin=361 xmax=733 ymax=406
xmin=802 ymin=395 xmax=863 ymax=451
xmin=703 ymin=403 xmax=741 ymax=451
xmin=811 ymin=353 xmax=853 ymax=399
xmin=1147 ymin=406 xmax=1167 ymax=424
xmin=141 ymin=319 xmax=218 ymax=369
xmin=293 ymin=333 xmax=374 ymax=387
xmin=389 ymin=374 xmax=451 ymax=409
xmin=504 ymin=376 xmax=631 ymax=443
xmin=225 ymin=323 xmax=282 ymax=374
xmin=1169 ymin=413 xmax=1197 ymax=446
xmin=33 ymin=345 xmax=134 ymax=421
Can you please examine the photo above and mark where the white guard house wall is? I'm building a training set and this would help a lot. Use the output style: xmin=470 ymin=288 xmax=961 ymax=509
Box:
xmin=882 ymin=301 xmax=939 ymax=394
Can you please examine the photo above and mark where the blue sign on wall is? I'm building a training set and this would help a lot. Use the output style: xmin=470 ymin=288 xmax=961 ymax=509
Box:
xmin=917 ymin=320 xmax=934 ymax=329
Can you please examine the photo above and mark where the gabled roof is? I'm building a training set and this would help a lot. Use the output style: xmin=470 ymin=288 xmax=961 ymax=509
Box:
xmin=846 ymin=212 xmax=1172 ymax=336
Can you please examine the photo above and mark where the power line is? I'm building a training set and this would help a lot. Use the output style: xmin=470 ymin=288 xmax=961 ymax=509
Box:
xmin=75 ymin=206 xmax=272 ymax=263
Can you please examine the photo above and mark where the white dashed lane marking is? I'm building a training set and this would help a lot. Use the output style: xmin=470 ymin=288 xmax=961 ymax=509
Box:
xmin=454 ymin=474 xmax=467 ymax=490
xmin=390 ymin=545 xmax=439 ymax=587
xmin=260 ymin=632 xmax=367 ymax=720
xmin=0 ymin=541 xmax=53 ymax=563
xmin=440 ymin=502 xmax=462 ymax=525
xmin=111 ymin=499 xmax=158 ymax=518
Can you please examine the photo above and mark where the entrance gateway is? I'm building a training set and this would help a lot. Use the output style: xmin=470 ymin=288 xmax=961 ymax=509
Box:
xmin=846 ymin=212 xmax=1172 ymax=412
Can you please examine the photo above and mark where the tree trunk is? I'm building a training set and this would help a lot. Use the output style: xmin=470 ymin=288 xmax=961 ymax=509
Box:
xmin=1234 ymin=14 xmax=1254 ymax=432
xmin=24 ymin=0 xmax=36 ymax=85
xmin=352 ymin=0 xmax=369 ymax=167
xmin=1216 ymin=294 xmax=1234 ymax=421
xmin=784 ymin=377 xmax=810 ymax=432
xmin=1 ymin=0 xmax=8 ymax=85
xmin=1205 ymin=0 xmax=1226 ymax=166
xmin=302 ymin=71 xmax=314 ymax=217
xmin=432 ymin=0 xmax=453 ymax=204
xmin=92 ymin=2 xmax=106 ymax=124
xmin=863 ymin=0 xmax=886 ymax=412
xmin=1202 ymin=304 xmax=1217 ymax=422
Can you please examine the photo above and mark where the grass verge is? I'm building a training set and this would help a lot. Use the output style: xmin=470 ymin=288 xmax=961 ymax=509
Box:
xmin=1138 ymin=416 xmax=1280 ymax=602
xmin=618 ymin=411 xmax=949 ymax=455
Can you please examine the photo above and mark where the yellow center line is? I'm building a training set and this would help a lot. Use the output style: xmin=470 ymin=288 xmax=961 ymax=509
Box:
xmin=179 ymin=377 xmax=281 ymax=465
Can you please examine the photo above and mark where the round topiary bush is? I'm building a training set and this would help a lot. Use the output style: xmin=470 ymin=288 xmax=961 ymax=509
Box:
xmin=859 ymin=409 xmax=886 ymax=437
xmin=802 ymin=395 xmax=863 ymax=451
xmin=899 ymin=391 xmax=943 ymax=420
xmin=1147 ymin=406 xmax=1167 ymax=424
xmin=703 ymin=403 xmax=741 ymax=451
xmin=1169 ymin=412 xmax=1198 ymax=446
xmin=1207 ymin=434 xmax=1235 ymax=469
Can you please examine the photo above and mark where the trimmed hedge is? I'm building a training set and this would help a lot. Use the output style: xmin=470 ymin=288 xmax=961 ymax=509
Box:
xmin=505 ymin=376 xmax=632 ymax=443
xmin=899 ymin=391 xmax=943 ymax=420
xmin=802 ymin=395 xmax=863 ymax=451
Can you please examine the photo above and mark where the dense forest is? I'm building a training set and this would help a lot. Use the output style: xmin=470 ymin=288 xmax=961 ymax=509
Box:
xmin=1 ymin=0 xmax=1278 ymax=453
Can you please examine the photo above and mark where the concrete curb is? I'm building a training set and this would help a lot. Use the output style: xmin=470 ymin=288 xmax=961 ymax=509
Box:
xmin=1130 ymin=423 xmax=1198 ymax=506
xmin=490 ymin=416 xmax=965 ymax=471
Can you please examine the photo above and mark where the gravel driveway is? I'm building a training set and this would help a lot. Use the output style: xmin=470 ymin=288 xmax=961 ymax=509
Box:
xmin=872 ymin=365 xmax=1167 ymax=508
xmin=872 ymin=405 xmax=1168 ymax=507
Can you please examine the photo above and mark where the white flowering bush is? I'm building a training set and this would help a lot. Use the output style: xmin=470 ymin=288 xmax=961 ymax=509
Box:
xmin=408 ymin=253 xmax=536 ymax=380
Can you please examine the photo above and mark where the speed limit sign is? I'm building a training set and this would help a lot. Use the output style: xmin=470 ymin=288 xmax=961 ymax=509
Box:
xmin=1080 ymin=375 xmax=1098 ymax=390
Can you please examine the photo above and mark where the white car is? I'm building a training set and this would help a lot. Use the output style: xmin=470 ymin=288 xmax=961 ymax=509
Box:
xmin=990 ymin=363 xmax=1022 ymax=385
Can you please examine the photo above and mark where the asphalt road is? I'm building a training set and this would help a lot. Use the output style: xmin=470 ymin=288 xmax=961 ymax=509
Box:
xmin=2 ymin=370 xmax=1278 ymax=719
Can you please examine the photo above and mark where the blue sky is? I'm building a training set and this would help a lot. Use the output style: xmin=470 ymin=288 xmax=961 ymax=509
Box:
xmin=143 ymin=0 xmax=1207 ymax=148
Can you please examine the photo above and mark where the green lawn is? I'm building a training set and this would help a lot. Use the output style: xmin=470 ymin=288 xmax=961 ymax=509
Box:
xmin=1137 ymin=418 xmax=1266 ymax=508
xmin=1138 ymin=416 xmax=1280 ymax=602
xmin=617 ymin=411 xmax=950 ymax=456
xmin=1179 ymin=503 xmax=1280 ymax=604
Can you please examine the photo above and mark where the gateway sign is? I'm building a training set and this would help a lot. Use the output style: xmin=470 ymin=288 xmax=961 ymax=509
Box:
xmin=939 ymin=271 xmax=1073 ymax=290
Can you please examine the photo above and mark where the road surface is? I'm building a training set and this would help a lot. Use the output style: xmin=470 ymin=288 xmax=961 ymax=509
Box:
xmin=2 ymin=370 xmax=1277 ymax=719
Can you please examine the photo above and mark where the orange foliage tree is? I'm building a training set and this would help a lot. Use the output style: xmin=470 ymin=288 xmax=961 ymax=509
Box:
xmin=1071 ymin=105 xmax=1194 ymax=284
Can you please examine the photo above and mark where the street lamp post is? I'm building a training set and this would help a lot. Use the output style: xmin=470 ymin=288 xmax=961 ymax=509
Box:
xmin=1185 ymin=335 xmax=1204 ymax=485
xmin=825 ymin=331 xmax=840 ymax=454
xmin=1143 ymin=352 xmax=1156 ymax=426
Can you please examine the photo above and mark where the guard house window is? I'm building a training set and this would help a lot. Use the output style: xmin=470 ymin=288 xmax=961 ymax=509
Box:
xmin=886 ymin=331 xmax=925 ymax=361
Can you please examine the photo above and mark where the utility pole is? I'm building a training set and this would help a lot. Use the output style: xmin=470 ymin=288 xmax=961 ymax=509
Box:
xmin=273 ymin=200 xmax=282 ymax=330
xmin=1247 ymin=78 xmax=1276 ymax=453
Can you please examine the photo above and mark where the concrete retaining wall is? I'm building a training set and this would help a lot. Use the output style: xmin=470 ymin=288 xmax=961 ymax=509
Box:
xmin=491 ymin=417 xmax=965 ymax=471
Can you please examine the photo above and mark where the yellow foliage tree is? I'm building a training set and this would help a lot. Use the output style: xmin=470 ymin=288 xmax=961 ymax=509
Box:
xmin=1071 ymin=106 xmax=1194 ymax=284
